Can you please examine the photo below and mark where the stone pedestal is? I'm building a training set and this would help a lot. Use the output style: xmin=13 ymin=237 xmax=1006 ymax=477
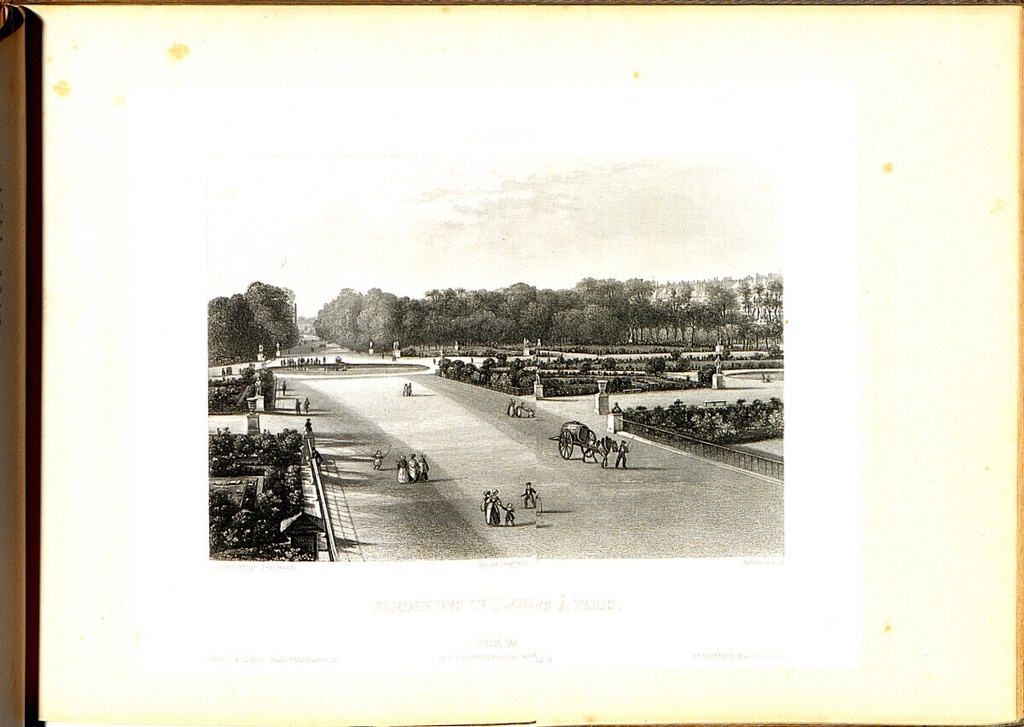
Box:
xmin=394 ymin=349 xmax=401 ymax=359
xmin=368 ymin=346 xmax=374 ymax=355
xmin=533 ymin=380 xmax=545 ymax=400
xmin=712 ymin=374 xmax=726 ymax=390
xmin=608 ymin=410 xmax=623 ymax=433
xmin=246 ymin=412 xmax=260 ymax=434
xmin=594 ymin=379 xmax=610 ymax=415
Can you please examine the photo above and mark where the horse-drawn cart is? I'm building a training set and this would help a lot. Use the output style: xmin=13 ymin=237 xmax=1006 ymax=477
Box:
xmin=550 ymin=421 xmax=615 ymax=466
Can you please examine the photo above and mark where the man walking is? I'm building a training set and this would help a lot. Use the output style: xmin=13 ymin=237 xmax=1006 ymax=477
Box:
xmin=615 ymin=439 xmax=629 ymax=469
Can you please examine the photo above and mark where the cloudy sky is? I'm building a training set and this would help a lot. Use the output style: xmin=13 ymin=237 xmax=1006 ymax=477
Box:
xmin=206 ymin=153 xmax=782 ymax=316
xmin=199 ymin=78 xmax=798 ymax=316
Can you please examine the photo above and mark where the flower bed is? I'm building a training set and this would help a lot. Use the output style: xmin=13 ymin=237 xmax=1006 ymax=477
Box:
xmin=209 ymin=428 xmax=305 ymax=558
xmin=435 ymin=357 xmax=534 ymax=396
xmin=539 ymin=373 xmax=697 ymax=398
xmin=208 ymin=368 xmax=276 ymax=414
xmin=625 ymin=398 xmax=783 ymax=445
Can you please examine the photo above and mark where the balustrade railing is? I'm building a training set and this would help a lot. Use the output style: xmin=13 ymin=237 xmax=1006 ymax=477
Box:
xmin=622 ymin=420 xmax=783 ymax=481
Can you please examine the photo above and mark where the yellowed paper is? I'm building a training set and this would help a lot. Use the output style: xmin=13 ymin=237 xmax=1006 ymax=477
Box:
xmin=36 ymin=5 xmax=1020 ymax=725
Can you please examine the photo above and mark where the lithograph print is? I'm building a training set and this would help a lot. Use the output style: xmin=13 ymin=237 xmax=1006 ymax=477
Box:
xmin=207 ymin=155 xmax=784 ymax=562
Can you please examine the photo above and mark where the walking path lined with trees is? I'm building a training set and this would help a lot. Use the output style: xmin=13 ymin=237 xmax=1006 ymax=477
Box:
xmin=207 ymin=349 xmax=784 ymax=560
xmin=208 ymin=273 xmax=786 ymax=560
xmin=271 ymin=370 xmax=783 ymax=560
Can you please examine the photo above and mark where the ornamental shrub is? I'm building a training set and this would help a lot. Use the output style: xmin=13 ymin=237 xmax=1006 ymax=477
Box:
xmin=644 ymin=357 xmax=668 ymax=375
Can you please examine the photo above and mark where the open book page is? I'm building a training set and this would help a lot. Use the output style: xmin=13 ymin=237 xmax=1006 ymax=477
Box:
xmin=0 ymin=6 xmax=26 ymax=727
xmin=36 ymin=5 xmax=1019 ymax=725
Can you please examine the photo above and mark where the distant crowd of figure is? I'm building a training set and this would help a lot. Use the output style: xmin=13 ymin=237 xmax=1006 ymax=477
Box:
xmin=279 ymin=356 xmax=340 ymax=367
xmin=394 ymin=453 xmax=430 ymax=483
xmin=505 ymin=398 xmax=535 ymax=418
xmin=480 ymin=483 xmax=540 ymax=527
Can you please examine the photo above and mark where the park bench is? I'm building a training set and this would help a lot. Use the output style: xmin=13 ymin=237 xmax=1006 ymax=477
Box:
xmin=704 ymin=400 xmax=727 ymax=408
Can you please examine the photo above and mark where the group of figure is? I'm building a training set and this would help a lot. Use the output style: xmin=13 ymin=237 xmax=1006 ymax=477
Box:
xmin=396 ymin=453 xmax=430 ymax=483
xmin=279 ymin=357 xmax=336 ymax=367
xmin=481 ymin=489 xmax=515 ymax=527
xmin=294 ymin=397 xmax=311 ymax=414
xmin=401 ymin=383 xmax=414 ymax=397
xmin=505 ymin=398 xmax=535 ymax=418
xmin=481 ymin=483 xmax=542 ymax=527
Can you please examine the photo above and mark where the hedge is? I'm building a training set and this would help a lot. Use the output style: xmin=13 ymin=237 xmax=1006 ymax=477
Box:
xmin=208 ymin=368 xmax=276 ymax=414
xmin=626 ymin=397 xmax=783 ymax=445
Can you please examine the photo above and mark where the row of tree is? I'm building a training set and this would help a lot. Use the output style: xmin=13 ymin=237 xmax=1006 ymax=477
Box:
xmin=314 ymin=278 xmax=783 ymax=351
xmin=208 ymin=282 xmax=301 ymax=366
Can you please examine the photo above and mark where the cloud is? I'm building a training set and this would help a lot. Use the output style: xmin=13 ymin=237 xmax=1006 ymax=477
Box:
xmin=406 ymin=161 xmax=782 ymax=282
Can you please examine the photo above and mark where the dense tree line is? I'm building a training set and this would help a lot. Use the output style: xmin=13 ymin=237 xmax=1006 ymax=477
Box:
xmin=209 ymin=282 xmax=301 ymax=365
xmin=314 ymin=278 xmax=782 ymax=351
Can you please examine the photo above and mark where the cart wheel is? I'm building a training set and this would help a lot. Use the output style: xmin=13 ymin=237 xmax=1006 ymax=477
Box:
xmin=558 ymin=430 xmax=573 ymax=459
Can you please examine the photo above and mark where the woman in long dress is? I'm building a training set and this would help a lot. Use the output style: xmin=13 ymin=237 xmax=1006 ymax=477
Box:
xmin=408 ymin=454 xmax=420 ymax=482
xmin=397 ymin=457 xmax=410 ymax=484
xmin=488 ymin=490 xmax=503 ymax=526
xmin=481 ymin=491 xmax=492 ymax=524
